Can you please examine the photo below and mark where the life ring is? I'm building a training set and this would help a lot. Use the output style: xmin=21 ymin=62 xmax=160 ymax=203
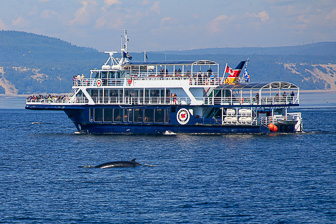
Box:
xmin=96 ymin=79 xmax=102 ymax=87
xmin=239 ymin=98 xmax=244 ymax=104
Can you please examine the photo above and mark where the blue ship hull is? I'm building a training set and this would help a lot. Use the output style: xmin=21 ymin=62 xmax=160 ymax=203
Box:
xmin=26 ymin=105 xmax=300 ymax=135
xmin=76 ymin=123 xmax=270 ymax=135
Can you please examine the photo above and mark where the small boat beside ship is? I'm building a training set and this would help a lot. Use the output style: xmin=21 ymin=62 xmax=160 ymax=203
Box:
xmin=25 ymin=30 xmax=302 ymax=134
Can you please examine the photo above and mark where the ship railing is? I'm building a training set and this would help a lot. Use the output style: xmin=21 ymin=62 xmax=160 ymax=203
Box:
xmin=287 ymin=112 xmax=301 ymax=120
xmin=131 ymin=75 xmax=224 ymax=86
xmin=72 ymin=76 xmax=225 ymax=87
xmin=26 ymin=95 xmax=299 ymax=106
xmin=73 ymin=78 xmax=124 ymax=87
xmin=26 ymin=95 xmax=69 ymax=104
xmin=258 ymin=113 xmax=301 ymax=126
xmin=202 ymin=96 xmax=299 ymax=105
xmin=91 ymin=96 xmax=192 ymax=105
xmin=130 ymin=71 xmax=219 ymax=79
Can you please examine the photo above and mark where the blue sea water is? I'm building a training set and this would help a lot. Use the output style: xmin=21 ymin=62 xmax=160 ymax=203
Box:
xmin=0 ymin=93 xmax=336 ymax=223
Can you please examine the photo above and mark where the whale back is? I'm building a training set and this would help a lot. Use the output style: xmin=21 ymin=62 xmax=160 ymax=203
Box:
xmin=95 ymin=158 xmax=142 ymax=168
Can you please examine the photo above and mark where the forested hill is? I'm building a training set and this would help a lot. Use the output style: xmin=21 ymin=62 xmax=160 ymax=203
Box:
xmin=163 ymin=42 xmax=336 ymax=56
xmin=0 ymin=30 xmax=103 ymax=64
xmin=0 ymin=31 xmax=106 ymax=94
xmin=0 ymin=30 xmax=336 ymax=94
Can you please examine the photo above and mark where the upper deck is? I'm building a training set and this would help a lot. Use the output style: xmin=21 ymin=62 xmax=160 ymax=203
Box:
xmin=73 ymin=60 xmax=222 ymax=88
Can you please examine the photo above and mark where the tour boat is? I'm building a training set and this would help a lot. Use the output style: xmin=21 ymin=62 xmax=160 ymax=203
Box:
xmin=25 ymin=30 xmax=302 ymax=134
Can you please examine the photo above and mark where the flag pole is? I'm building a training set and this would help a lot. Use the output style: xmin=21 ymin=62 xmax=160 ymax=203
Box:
xmin=245 ymin=57 xmax=249 ymax=69
xmin=223 ymin=63 xmax=227 ymax=78
xmin=223 ymin=63 xmax=227 ymax=84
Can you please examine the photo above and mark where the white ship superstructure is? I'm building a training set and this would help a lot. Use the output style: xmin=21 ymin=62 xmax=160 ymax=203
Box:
xmin=26 ymin=30 xmax=302 ymax=134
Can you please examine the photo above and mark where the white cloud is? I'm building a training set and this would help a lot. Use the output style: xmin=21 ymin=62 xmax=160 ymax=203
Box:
xmin=0 ymin=19 xmax=7 ymax=29
xmin=70 ymin=0 xmax=97 ymax=25
xmin=214 ymin=15 xmax=229 ymax=22
xmin=326 ymin=8 xmax=336 ymax=21
xmin=254 ymin=11 xmax=270 ymax=22
xmin=160 ymin=16 xmax=177 ymax=25
xmin=12 ymin=16 xmax=26 ymax=27
xmin=108 ymin=17 xmax=125 ymax=29
xmin=103 ymin=0 xmax=121 ymax=8
xmin=150 ymin=1 xmax=160 ymax=14
xmin=70 ymin=1 xmax=89 ymax=25
xmin=95 ymin=17 xmax=106 ymax=28
xmin=208 ymin=14 xmax=232 ymax=33
xmin=142 ymin=0 xmax=150 ymax=5
xmin=297 ymin=15 xmax=309 ymax=24
xmin=161 ymin=17 xmax=171 ymax=24
xmin=246 ymin=11 xmax=270 ymax=22
xmin=41 ymin=9 xmax=58 ymax=19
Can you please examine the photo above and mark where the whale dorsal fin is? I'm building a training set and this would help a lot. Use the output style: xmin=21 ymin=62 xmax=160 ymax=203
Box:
xmin=131 ymin=158 xmax=136 ymax=162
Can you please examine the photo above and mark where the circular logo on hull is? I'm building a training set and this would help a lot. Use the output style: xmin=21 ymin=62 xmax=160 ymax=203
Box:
xmin=176 ymin=108 xmax=190 ymax=125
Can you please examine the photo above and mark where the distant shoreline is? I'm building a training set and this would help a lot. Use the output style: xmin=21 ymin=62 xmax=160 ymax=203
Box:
xmin=300 ymin=89 xmax=336 ymax=93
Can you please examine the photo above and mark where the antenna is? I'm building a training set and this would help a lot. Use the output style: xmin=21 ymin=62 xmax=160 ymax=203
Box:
xmin=123 ymin=29 xmax=128 ymax=52
xmin=103 ymin=51 xmax=118 ymax=66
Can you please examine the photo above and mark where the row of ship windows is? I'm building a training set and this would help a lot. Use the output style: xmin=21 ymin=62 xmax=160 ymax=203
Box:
xmin=89 ymin=108 xmax=170 ymax=123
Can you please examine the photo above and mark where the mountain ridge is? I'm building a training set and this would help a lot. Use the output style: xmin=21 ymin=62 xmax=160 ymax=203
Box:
xmin=158 ymin=42 xmax=336 ymax=56
xmin=0 ymin=30 xmax=336 ymax=94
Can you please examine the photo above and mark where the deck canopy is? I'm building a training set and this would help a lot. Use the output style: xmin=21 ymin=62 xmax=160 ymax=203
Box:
xmin=214 ymin=81 xmax=300 ymax=105
xmin=123 ymin=60 xmax=219 ymax=77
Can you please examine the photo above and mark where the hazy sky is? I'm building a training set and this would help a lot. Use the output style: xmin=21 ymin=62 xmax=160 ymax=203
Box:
xmin=0 ymin=0 xmax=336 ymax=52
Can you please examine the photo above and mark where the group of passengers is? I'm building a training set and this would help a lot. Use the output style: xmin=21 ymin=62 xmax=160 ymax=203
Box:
xmin=274 ymin=91 xmax=295 ymax=103
xmin=27 ymin=94 xmax=68 ymax=103
xmin=170 ymin=93 xmax=178 ymax=104
xmin=72 ymin=74 xmax=85 ymax=86
xmin=154 ymin=68 xmax=214 ymax=80
xmin=193 ymin=68 xmax=216 ymax=85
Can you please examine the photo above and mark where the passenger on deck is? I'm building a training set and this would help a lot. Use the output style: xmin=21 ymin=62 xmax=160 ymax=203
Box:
xmin=198 ymin=72 xmax=202 ymax=85
xmin=207 ymin=68 xmax=213 ymax=77
xmin=186 ymin=70 xmax=191 ymax=77
xmin=282 ymin=92 xmax=287 ymax=103
xmin=275 ymin=93 xmax=279 ymax=102
xmin=290 ymin=91 xmax=295 ymax=103
xmin=76 ymin=74 xmax=81 ymax=86
xmin=73 ymin=76 xmax=76 ymax=86
xmin=255 ymin=93 xmax=259 ymax=104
